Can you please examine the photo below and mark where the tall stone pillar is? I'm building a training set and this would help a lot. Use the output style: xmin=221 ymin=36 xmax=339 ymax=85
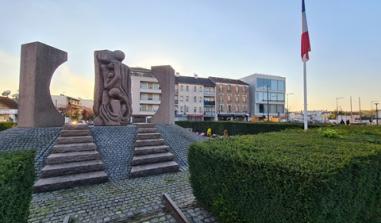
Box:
xmin=18 ymin=42 xmax=66 ymax=127
xmin=151 ymin=65 xmax=175 ymax=125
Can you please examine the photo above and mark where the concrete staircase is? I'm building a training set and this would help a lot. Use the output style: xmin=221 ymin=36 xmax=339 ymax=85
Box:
xmin=34 ymin=124 xmax=108 ymax=193
xmin=130 ymin=123 xmax=179 ymax=178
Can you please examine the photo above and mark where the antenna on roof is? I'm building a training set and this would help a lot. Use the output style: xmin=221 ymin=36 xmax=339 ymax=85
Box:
xmin=194 ymin=73 xmax=198 ymax=78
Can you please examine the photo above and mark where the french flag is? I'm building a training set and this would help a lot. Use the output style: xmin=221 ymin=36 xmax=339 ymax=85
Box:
xmin=301 ymin=0 xmax=311 ymax=62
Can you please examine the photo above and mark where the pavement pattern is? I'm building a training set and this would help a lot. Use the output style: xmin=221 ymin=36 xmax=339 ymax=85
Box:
xmin=0 ymin=124 xmax=216 ymax=222
xmin=0 ymin=127 xmax=61 ymax=177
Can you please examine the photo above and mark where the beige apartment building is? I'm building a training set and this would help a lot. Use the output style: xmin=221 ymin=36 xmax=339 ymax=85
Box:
xmin=175 ymin=75 xmax=216 ymax=121
xmin=130 ymin=67 xmax=161 ymax=123
xmin=209 ymin=77 xmax=250 ymax=121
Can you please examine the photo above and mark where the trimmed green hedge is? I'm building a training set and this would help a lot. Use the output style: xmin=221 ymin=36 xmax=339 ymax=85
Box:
xmin=189 ymin=127 xmax=381 ymax=222
xmin=0 ymin=150 xmax=36 ymax=223
xmin=176 ymin=121 xmax=305 ymax=135
xmin=0 ymin=122 xmax=15 ymax=131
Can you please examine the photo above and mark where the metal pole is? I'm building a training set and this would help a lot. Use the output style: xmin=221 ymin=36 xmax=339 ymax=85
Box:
xmin=350 ymin=96 xmax=353 ymax=123
xmin=376 ymin=103 xmax=379 ymax=126
xmin=358 ymin=97 xmax=361 ymax=122
xmin=303 ymin=61 xmax=308 ymax=131
xmin=267 ymin=85 xmax=270 ymax=122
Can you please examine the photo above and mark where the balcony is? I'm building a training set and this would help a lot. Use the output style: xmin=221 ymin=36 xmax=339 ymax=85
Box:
xmin=204 ymin=112 xmax=216 ymax=117
xmin=204 ymin=101 xmax=215 ymax=106
xmin=140 ymin=88 xmax=161 ymax=94
xmin=139 ymin=100 xmax=161 ymax=105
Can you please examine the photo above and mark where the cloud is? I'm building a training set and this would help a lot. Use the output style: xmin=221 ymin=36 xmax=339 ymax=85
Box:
xmin=51 ymin=64 xmax=94 ymax=99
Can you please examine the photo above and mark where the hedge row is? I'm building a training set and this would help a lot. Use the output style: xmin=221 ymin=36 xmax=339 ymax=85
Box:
xmin=189 ymin=127 xmax=381 ymax=222
xmin=0 ymin=150 xmax=36 ymax=223
xmin=0 ymin=122 xmax=15 ymax=131
xmin=176 ymin=121 xmax=306 ymax=135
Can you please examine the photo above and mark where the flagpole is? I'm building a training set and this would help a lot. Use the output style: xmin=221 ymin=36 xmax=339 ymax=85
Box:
xmin=303 ymin=60 xmax=308 ymax=131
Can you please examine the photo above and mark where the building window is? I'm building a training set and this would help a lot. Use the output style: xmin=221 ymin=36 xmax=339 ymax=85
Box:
xmin=227 ymin=95 xmax=231 ymax=102
xmin=186 ymin=85 xmax=189 ymax=92
xmin=235 ymin=86 xmax=239 ymax=93
xmin=259 ymin=104 xmax=264 ymax=113
xmin=199 ymin=107 xmax=202 ymax=113
xmin=193 ymin=96 xmax=197 ymax=103
xmin=219 ymin=85 xmax=223 ymax=92
xmin=186 ymin=96 xmax=189 ymax=102
xmin=194 ymin=107 xmax=197 ymax=113
xmin=227 ymin=85 xmax=231 ymax=92
xmin=228 ymin=105 xmax=232 ymax=112
xmin=235 ymin=96 xmax=239 ymax=102
xmin=199 ymin=86 xmax=202 ymax=92
xmin=194 ymin=86 xmax=197 ymax=92
xmin=199 ymin=96 xmax=202 ymax=103
xmin=180 ymin=106 xmax=183 ymax=112
xmin=180 ymin=96 xmax=183 ymax=102
xmin=180 ymin=85 xmax=184 ymax=91
xmin=220 ymin=104 xmax=224 ymax=112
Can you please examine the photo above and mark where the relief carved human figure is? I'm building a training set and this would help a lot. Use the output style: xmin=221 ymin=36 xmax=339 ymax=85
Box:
xmin=94 ymin=50 xmax=131 ymax=125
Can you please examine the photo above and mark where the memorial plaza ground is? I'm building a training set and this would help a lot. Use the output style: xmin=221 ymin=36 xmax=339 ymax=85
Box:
xmin=0 ymin=124 xmax=216 ymax=223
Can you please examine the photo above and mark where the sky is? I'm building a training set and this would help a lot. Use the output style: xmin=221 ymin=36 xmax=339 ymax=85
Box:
xmin=0 ymin=0 xmax=380 ymax=111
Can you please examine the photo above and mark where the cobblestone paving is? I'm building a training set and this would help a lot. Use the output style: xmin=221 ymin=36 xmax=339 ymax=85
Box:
xmin=29 ymin=171 xmax=217 ymax=223
xmin=90 ymin=125 xmax=136 ymax=181
xmin=0 ymin=127 xmax=61 ymax=176
xmin=156 ymin=124 xmax=205 ymax=170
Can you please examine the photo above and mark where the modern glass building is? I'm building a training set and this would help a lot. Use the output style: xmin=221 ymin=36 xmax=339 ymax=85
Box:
xmin=241 ymin=73 xmax=286 ymax=118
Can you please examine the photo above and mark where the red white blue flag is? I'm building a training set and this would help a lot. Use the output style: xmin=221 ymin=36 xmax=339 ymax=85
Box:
xmin=301 ymin=0 xmax=311 ymax=62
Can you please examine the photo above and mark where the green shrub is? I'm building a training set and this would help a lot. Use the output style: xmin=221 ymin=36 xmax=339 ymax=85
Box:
xmin=0 ymin=122 xmax=15 ymax=131
xmin=176 ymin=121 xmax=308 ymax=135
xmin=320 ymin=128 xmax=341 ymax=138
xmin=0 ymin=150 xmax=36 ymax=223
xmin=189 ymin=127 xmax=381 ymax=223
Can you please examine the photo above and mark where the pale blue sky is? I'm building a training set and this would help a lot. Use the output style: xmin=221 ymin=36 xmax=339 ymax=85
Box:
xmin=0 ymin=0 xmax=380 ymax=111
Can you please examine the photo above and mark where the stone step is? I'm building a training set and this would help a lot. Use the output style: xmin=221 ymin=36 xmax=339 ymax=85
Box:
xmin=134 ymin=145 xmax=170 ymax=155
xmin=135 ymin=123 xmax=155 ymax=128
xmin=40 ymin=160 xmax=105 ymax=178
xmin=34 ymin=171 xmax=108 ymax=193
xmin=137 ymin=128 xmax=157 ymax=133
xmin=130 ymin=161 xmax=179 ymax=178
xmin=60 ymin=130 xmax=91 ymax=137
xmin=135 ymin=139 xmax=165 ymax=147
xmin=63 ymin=124 xmax=89 ymax=130
xmin=56 ymin=136 xmax=93 ymax=144
xmin=131 ymin=152 xmax=175 ymax=166
xmin=46 ymin=151 xmax=100 ymax=165
xmin=52 ymin=143 xmax=97 ymax=153
xmin=136 ymin=133 xmax=161 ymax=140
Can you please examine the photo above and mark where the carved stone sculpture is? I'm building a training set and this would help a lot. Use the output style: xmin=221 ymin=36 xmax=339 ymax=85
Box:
xmin=93 ymin=50 xmax=132 ymax=125
xmin=18 ymin=42 xmax=66 ymax=127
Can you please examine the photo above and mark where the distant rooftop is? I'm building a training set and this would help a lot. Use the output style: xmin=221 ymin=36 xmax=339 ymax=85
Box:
xmin=208 ymin=76 xmax=249 ymax=85
xmin=0 ymin=96 xmax=17 ymax=109
xmin=175 ymin=76 xmax=215 ymax=87
xmin=130 ymin=67 xmax=153 ymax=78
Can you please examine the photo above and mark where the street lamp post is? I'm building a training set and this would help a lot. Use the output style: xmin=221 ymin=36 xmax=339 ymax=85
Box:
xmin=375 ymin=103 xmax=379 ymax=126
xmin=336 ymin=97 xmax=344 ymax=122
xmin=286 ymin=93 xmax=294 ymax=122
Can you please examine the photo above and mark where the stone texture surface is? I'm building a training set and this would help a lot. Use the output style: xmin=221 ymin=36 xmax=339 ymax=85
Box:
xmin=0 ymin=125 xmax=215 ymax=222
xmin=18 ymin=42 xmax=66 ymax=127
xmin=93 ymin=50 xmax=132 ymax=126
xmin=151 ymin=65 xmax=175 ymax=125
xmin=28 ymin=171 xmax=216 ymax=223
xmin=90 ymin=125 xmax=136 ymax=181
xmin=0 ymin=127 xmax=61 ymax=176
xmin=156 ymin=124 xmax=205 ymax=171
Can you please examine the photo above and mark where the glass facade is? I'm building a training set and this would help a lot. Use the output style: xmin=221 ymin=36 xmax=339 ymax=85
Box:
xmin=256 ymin=78 xmax=285 ymax=91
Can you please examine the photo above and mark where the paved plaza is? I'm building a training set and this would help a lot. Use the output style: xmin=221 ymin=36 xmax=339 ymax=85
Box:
xmin=0 ymin=124 xmax=215 ymax=223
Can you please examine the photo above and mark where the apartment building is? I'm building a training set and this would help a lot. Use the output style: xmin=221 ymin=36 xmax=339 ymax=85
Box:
xmin=130 ymin=67 xmax=161 ymax=122
xmin=175 ymin=75 xmax=217 ymax=121
xmin=241 ymin=73 xmax=286 ymax=119
xmin=209 ymin=77 xmax=250 ymax=121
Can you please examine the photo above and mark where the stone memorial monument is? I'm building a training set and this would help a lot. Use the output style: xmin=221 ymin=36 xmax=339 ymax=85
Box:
xmin=18 ymin=42 xmax=66 ymax=127
xmin=151 ymin=65 xmax=175 ymax=125
xmin=93 ymin=50 xmax=132 ymax=125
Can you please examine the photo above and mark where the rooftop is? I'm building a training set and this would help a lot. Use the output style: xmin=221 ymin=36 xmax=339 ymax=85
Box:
xmin=208 ymin=76 xmax=249 ymax=86
xmin=175 ymin=76 xmax=215 ymax=87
